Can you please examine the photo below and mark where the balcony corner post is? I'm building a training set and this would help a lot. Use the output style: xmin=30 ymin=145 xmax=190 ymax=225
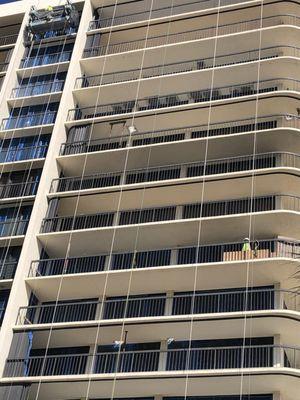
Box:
xmin=274 ymin=283 xmax=283 ymax=309
xmin=273 ymin=335 xmax=283 ymax=367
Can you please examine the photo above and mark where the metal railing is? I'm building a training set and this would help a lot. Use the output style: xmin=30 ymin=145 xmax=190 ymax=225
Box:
xmin=0 ymin=218 xmax=30 ymax=237
xmin=0 ymin=180 xmax=39 ymax=199
xmin=32 ymin=26 xmax=77 ymax=42
xmin=51 ymin=151 xmax=299 ymax=193
xmin=0 ymin=144 xmax=48 ymax=162
xmin=4 ymin=345 xmax=299 ymax=377
xmin=0 ymin=307 xmax=5 ymax=326
xmin=41 ymin=194 xmax=299 ymax=234
xmin=60 ymin=115 xmax=299 ymax=156
xmin=41 ymin=211 xmax=115 ymax=233
xmin=10 ymin=80 xmax=65 ymax=98
xmin=89 ymin=0 xmax=254 ymax=30
xmin=28 ymin=237 xmax=300 ymax=277
xmin=0 ymin=34 xmax=18 ymax=47
xmin=20 ymin=51 xmax=72 ymax=69
xmin=83 ymin=14 xmax=299 ymax=58
xmin=67 ymin=78 xmax=295 ymax=121
xmin=16 ymin=287 xmax=298 ymax=325
xmin=0 ymin=62 xmax=9 ymax=74
xmin=76 ymin=45 xmax=294 ymax=88
xmin=0 ymin=261 xmax=17 ymax=280
xmin=1 ymin=111 xmax=57 ymax=131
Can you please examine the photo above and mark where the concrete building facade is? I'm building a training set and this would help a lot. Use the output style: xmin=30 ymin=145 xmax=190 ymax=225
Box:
xmin=0 ymin=0 xmax=297 ymax=399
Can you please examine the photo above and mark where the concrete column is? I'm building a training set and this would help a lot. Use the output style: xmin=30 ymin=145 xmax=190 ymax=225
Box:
xmin=158 ymin=340 xmax=168 ymax=371
xmin=112 ymin=210 xmax=119 ymax=227
xmin=273 ymin=392 xmax=281 ymax=400
xmin=180 ymin=165 xmax=187 ymax=178
xmin=170 ymin=248 xmax=178 ymax=265
xmin=164 ymin=292 xmax=174 ymax=316
xmin=120 ymin=170 xmax=127 ymax=186
xmin=274 ymin=282 xmax=283 ymax=310
xmin=184 ymin=129 xmax=192 ymax=140
xmin=95 ymin=296 xmax=104 ymax=320
xmin=175 ymin=204 xmax=183 ymax=220
xmin=104 ymin=254 xmax=111 ymax=271
xmin=273 ymin=334 xmax=283 ymax=367
xmin=85 ymin=343 xmax=97 ymax=374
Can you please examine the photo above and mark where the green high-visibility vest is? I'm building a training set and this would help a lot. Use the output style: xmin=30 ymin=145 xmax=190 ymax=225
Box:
xmin=242 ymin=242 xmax=251 ymax=252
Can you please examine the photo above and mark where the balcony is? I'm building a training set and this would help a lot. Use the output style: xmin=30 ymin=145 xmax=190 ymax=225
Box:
xmin=3 ymin=343 xmax=298 ymax=377
xmin=0 ymin=180 xmax=39 ymax=200
xmin=0 ymin=33 xmax=18 ymax=48
xmin=0 ymin=61 xmax=8 ymax=74
xmin=89 ymin=0 xmax=253 ymax=30
xmin=76 ymin=45 xmax=288 ymax=89
xmin=37 ymin=194 xmax=300 ymax=256
xmin=39 ymin=195 xmax=300 ymax=237
xmin=51 ymin=152 xmax=298 ymax=193
xmin=1 ymin=111 xmax=57 ymax=131
xmin=10 ymin=80 xmax=65 ymax=99
xmin=67 ymin=79 xmax=294 ymax=122
xmin=0 ymin=261 xmax=17 ymax=280
xmin=28 ymin=238 xmax=300 ymax=278
xmin=0 ymin=217 xmax=30 ymax=238
xmin=17 ymin=286 xmax=296 ymax=325
xmin=83 ymin=14 xmax=298 ymax=58
xmin=20 ymin=51 xmax=72 ymax=69
xmin=0 ymin=144 xmax=48 ymax=163
xmin=60 ymin=115 xmax=296 ymax=157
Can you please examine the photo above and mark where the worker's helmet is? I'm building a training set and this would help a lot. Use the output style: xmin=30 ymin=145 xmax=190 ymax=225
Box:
xmin=243 ymin=237 xmax=250 ymax=242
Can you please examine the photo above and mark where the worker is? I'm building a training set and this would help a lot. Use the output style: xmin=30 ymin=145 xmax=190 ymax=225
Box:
xmin=253 ymin=240 xmax=260 ymax=258
xmin=242 ymin=237 xmax=251 ymax=259
xmin=242 ymin=237 xmax=251 ymax=252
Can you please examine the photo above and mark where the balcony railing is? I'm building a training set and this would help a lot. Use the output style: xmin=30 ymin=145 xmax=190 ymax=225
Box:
xmin=83 ymin=14 xmax=299 ymax=58
xmin=0 ymin=180 xmax=39 ymax=199
xmin=1 ymin=111 xmax=57 ymax=131
xmin=0 ymin=34 xmax=18 ymax=48
xmin=89 ymin=0 xmax=253 ymax=30
xmin=0 ymin=62 xmax=9 ymax=74
xmin=0 ymin=261 xmax=17 ymax=280
xmin=10 ymin=80 xmax=65 ymax=98
xmin=41 ymin=194 xmax=299 ymax=234
xmin=29 ymin=237 xmax=300 ymax=277
xmin=16 ymin=287 xmax=297 ymax=325
xmin=0 ymin=144 xmax=48 ymax=162
xmin=60 ymin=115 xmax=299 ymax=156
xmin=4 ymin=345 xmax=298 ymax=377
xmin=0 ymin=306 xmax=5 ymax=325
xmin=51 ymin=151 xmax=299 ymax=193
xmin=76 ymin=45 xmax=294 ymax=88
xmin=20 ymin=51 xmax=72 ymax=69
xmin=67 ymin=78 xmax=294 ymax=121
xmin=0 ymin=217 xmax=30 ymax=237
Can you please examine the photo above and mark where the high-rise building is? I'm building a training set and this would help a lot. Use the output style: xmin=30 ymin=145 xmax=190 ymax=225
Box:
xmin=0 ymin=0 xmax=298 ymax=399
